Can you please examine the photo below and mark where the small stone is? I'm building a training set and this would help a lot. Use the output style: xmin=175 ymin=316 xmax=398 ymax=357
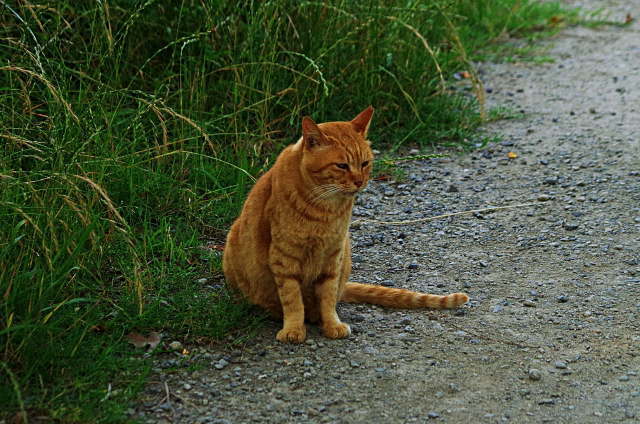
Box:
xmin=214 ymin=359 xmax=229 ymax=370
xmin=479 ymin=260 xmax=488 ymax=268
xmin=538 ymin=399 xmax=556 ymax=405
xmin=169 ymin=341 xmax=183 ymax=351
xmin=427 ymin=411 xmax=440 ymax=419
xmin=363 ymin=346 xmax=378 ymax=355
xmin=544 ymin=176 xmax=559 ymax=185
xmin=619 ymin=375 xmax=630 ymax=382
xmin=407 ymin=263 xmax=419 ymax=270
xmin=446 ymin=184 xmax=459 ymax=193
xmin=528 ymin=369 xmax=542 ymax=381
xmin=523 ymin=300 xmax=537 ymax=307
xmin=557 ymin=295 xmax=569 ymax=303
xmin=554 ymin=360 xmax=568 ymax=369
xmin=563 ymin=222 xmax=580 ymax=231
xmin=183 ymin=383 xmax=192 ymax=391
xmin=303 ymin=359 xmax=314 ymax=366
xmin=492 ymin=305 xmax=504 ymax=313
xmin=625 ymin=410 xmax=636 ymax=419
xmin=537 ymin=194 xmax=551 ymax=202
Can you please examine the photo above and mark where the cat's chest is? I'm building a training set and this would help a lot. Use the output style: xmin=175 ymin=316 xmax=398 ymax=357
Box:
xmin=291 ymin=227 xmax=346 ymax=257
xmin=274 ymin=223 xmax=348 ymax=280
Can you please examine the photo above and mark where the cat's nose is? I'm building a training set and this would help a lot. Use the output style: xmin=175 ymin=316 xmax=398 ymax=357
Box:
xmin=354 ymin=180 xmax=363 ymax=187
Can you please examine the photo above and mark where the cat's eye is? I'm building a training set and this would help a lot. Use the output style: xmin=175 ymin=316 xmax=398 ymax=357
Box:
xmin=362 ymin=161 xmax=370 ymax=168
xmin=336 ymin=163 xmax=349 ymax=170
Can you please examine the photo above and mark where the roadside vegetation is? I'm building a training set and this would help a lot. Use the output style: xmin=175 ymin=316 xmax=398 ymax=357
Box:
xmin=1 ymin=0 xmax=584 ymax=421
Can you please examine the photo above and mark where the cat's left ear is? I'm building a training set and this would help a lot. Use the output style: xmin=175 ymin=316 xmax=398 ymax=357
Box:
xmin=351 ymin=106 xmax=374 ymax=138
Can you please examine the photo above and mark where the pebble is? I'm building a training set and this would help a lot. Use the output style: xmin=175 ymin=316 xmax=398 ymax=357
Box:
xmin=556 ymin=295 xmax=569 ymax=303
xmin=214 ymin=359 xmax=229 ymax=370
xmin=522 ymin=300 xmax=537 ymax=307
xmin=427 ymin=411 xmax=440 ymax=419
xmin=363 ymin=346 xmax=379 ymax=355
xmin=563 ymin=222 xmax=580 ymax=231
xmin=619 ymin=375 xmax=630 ymax=382
xmin=554 ymin=360 xmax=568 ymax=369
xmin=528 ymin=369 xmax=542 ymax=381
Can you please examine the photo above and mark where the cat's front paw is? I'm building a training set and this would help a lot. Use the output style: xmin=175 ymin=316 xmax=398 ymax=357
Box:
xmin=322 ymin=321 xmax=351 ymax=339
xmin=276 ymin=325 xmax=307 ymax=343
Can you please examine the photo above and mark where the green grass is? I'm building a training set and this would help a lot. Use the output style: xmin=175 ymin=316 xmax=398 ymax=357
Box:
xmin=1 ymin=0 xmax=581 ymax=421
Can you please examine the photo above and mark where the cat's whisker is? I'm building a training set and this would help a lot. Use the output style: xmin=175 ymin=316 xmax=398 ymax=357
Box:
xmin=317 ymin=186 xmax=342 ymax=201
xmin=310 ymin=184 xmax=336 ymax=194
xmin=310 ymin=184 xmax=341 ymax=203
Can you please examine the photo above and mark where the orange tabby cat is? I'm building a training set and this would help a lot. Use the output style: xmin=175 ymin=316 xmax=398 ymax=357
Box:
xmin=223 ymin=107 xmax=468 ymax=343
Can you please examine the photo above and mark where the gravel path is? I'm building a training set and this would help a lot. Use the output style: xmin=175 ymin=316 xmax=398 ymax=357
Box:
xmin=134 ymin=2 xmax=639 ymax=422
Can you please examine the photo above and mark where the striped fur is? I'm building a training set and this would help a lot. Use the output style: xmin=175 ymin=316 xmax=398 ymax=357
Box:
xmin=341 ymin=282 xmax=469 ymax=309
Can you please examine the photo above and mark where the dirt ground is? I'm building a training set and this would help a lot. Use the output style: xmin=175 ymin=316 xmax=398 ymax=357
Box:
xmin=134 ymin=1 xmax=640 ymax=422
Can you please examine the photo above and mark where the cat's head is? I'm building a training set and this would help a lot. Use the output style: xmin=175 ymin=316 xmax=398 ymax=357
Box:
xmin=300 ymin=106 xmax=374 ymax=200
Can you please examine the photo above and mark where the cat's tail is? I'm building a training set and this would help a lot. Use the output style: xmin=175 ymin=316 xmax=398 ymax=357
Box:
xmin=341 ymin=282 xmax=468 ymax=309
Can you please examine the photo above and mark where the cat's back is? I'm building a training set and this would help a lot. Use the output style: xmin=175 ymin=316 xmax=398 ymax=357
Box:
xmin=231 ymin=144 xmax=297 ymax=226
xmin=225 ymin=144 xmax=299 ymax=252
xmin=223 ymin=145 xmax=297 ymax=295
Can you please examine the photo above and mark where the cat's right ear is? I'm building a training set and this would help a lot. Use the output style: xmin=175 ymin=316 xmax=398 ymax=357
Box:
xmin=302 ymin=116 xmax=327 ymax=150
